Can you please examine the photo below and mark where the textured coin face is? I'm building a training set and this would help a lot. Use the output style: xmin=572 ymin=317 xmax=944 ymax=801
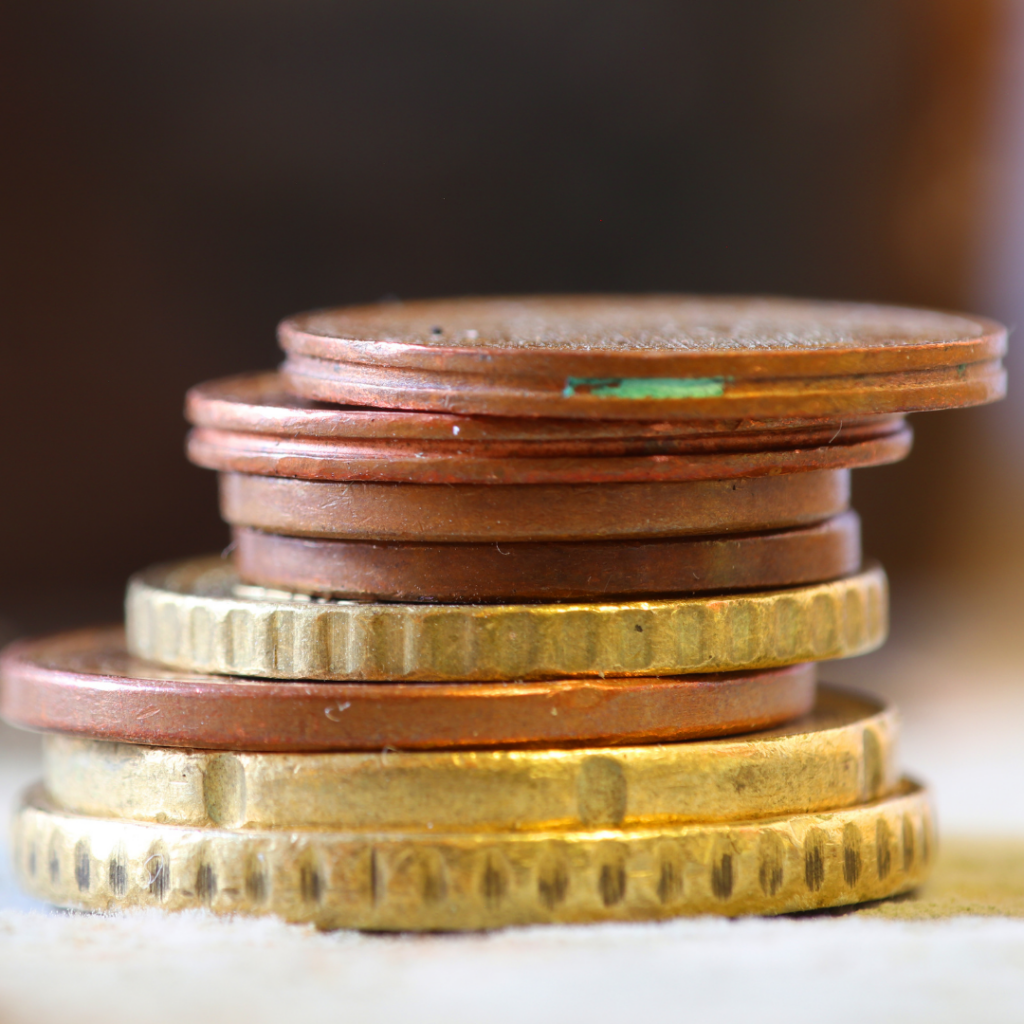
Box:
xmin=0 ymin=627 xmax=816 ymax=750
xmin=230 ymin=513 xmax=862 ymax=602
xmin=13 ymin=781 xmax=933 ymax=928
xmin=279 ymin=295 xmax=1006 ymax=418
xmin=124 ymin=557 xmax=888 ymax=681
xmin=41 ymin=684 xmax=898 ymax=831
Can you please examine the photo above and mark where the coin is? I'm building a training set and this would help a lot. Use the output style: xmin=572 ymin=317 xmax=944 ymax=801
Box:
xmin=13 ymin=780 xmax=933 ymax=928
xmin=279 ymin=295 xmax=1006 ymax=419
xmin=187 ymin=371 xmax=901 ymax=442
xmin=186 ymin=375 xmax=911 ymax=485
xmin=41 ymin=685 xmax=896 ymax=831
xmin=0 ymin=627 xmax=816 ymax=750
xmin=125 ymin=558 xmax=886 ymax=681
xmin=188 ymin=423 xmax=910 ymax=485
xmin=231 ymin=512 xmax=861 ymax=602
xmin=219 ymin=468 xmax=852 ymax=542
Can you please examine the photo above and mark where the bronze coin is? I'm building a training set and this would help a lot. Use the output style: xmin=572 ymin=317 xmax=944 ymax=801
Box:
xmin=232 ymin=512 xmax=861 ymax=602
xmin=187 ymin=372 xmax=900 ymax=442
xmin=278 ymin=295 xmax=1006 ymax=419
xmin=0 ymin=627 xmax=817 ymax=751
xmin=219 ymin=467 xmax=851 ymax=542
xmin=188 ymin=420 xmax=911 ymax=485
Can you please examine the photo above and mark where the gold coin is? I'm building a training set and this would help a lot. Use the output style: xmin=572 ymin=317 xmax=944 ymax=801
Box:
xmin=125 ymin=558 xmax=887 ymax=681
xmin=13 ymin=780 xmax=933 ymax=929
xmin=42 ymin=686 xmax=897 ymax=832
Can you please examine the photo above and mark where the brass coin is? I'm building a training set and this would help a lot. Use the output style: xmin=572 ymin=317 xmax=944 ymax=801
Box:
xmin=125 ymin=558 xmax=888 ymax=681
xmin=279 ymin=295 xmax=1005 ymax=419
xmin=41 ymin=685 xmax=897 ymax=832
xmin=13 ymin=780 xmax=934 ymax=928
xmin=0 ymin=627 xmax=816 ymax=751
xmin=231 ymin=513 xmax=862 ymax=602
xmin=219 ymin=468 xmax=852 ymax=542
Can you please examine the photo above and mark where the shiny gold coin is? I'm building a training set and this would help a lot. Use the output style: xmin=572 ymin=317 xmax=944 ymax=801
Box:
xmin=42 ymin=686 xmax=897 ymax=833
xmin=125 ymin=558 xmax=887 ymax=681
xmin=13 ymin=780 xmax=933 ymax=929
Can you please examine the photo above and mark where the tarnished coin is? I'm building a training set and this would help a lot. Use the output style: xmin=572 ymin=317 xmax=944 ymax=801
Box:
xmin=219 ymin=468 xmax=852 ymax=542
xmin=41 ymin=685 xmax=897 ymax=831
xmin=231 ymin=513 xmax=861 ymax=602
xmin=125 ymin=558 xmax=887 ymax=681
xmin=13 ymin=780 xmax=934 ymax=928
xmin=0 ymin=627 xmax=816 ymax=751
xmin=279 ymin=295 xmax=1005 ymax=419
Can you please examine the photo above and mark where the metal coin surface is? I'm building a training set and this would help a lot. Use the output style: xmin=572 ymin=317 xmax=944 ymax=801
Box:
xmin=13 ymin=780 xmax=933 ymax=928
xmin=278 ymin=295 xmax=1006 ymax=419
xmin=189 ymin=422 xmax=909 ymax=485
xmin=124 ymin=558 xmax=887 ymax=681
xmin=0 ymin=627 xmax=816 ymax=750
xmin=219 ymin=468 xmax=852 ymax=542
xmin=41 ymin=685 xmax=896 ymax=831
xmin=187 ymin=374 xmax=912 ymax=485
xmin=231 ymin=512 xmax=861 ymax=602
xmin=187 ymin=372 xmax=897 ymax=442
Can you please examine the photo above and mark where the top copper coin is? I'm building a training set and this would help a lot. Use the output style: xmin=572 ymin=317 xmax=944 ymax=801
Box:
xmin=280 ymin=295 xmax=1006 ymax=419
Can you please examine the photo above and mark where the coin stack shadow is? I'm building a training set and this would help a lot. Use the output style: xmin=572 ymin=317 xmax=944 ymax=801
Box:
xmin=0 ymin=296 xmax=1006 ymax=929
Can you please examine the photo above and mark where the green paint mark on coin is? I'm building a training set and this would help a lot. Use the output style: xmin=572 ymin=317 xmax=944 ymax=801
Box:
xmin=562 ymin=376 xmax=728 ymax=400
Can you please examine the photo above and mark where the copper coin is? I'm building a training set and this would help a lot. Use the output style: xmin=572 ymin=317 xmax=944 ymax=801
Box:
xmin=232 ymin=512 xmax=861 ymax=602
xmin=188 ymin=372 xmax=900 ymax=442
xmin=188 ymin=419 xmax=911 ymax=485
xmin=278 ymin=296 xmax=1007 ymax=419
xmin=219 ymin=467 xmax=851 ymax=542
xmin=0 ymin=627 xmax=817 ymax=751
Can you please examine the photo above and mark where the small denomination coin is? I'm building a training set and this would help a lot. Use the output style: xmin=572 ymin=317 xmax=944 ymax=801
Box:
xmin=124 ymin=557 xmax=887 ymax=681
xmin=187 ymin=374 xmax=911 ymax=484
xmin=231 ymin=512 xmax=861 ymax=602
xmin=218 ymin=468 xmax=852 ymax=542
xmin=1 ymin=627 xmax=816 ymax=750
xmin=279 ymin=295 xmax=1005 ymax=419
xmin=13 ymin=779 xmax=933 ymax=928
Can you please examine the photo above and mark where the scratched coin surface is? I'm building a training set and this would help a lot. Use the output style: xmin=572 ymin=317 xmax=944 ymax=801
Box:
xmin=0 ymin=627 xmax=816 ymax=750
xmin=279 ymin=295 xmax=1005 ymax=419
xmin=231 ymin=512 xmax=861 ymax=602
xmin=219 ymin=468 xmax=852 ymax=542
xmin=41 ymin=685 xmax=897 ymax=831
xmin=125 ymin=557 xmax=888 ymax=681
xmin=13 ymin=780 xmax=933 ymax=928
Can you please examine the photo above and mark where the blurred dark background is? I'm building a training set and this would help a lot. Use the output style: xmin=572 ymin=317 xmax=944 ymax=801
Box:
xmin=1 ymin=0 xmax=1019 ymax=638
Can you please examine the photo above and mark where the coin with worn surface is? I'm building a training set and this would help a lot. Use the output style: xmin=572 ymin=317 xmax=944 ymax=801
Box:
xmin=125 ymin=558 xmax=887 ymax=681
xmin=0 ymin=627 xmax=816 ymax=750
xmin=219 ymin=468 xmax=852 ymax=542
xmin=279 ymin=295 xmax=1006 ymax=418
xmin=13 ymin=780 xmax=933 ymax=928
xmin=41 ymin=685 xmax=897 ymax=831
xmin=232 ymin=513 xmax=861 ymax=602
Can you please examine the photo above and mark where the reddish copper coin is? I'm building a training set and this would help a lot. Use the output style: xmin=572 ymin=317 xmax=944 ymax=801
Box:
xmin=188 ymin=420 xmax=911 ymax=485
xmin=278 ymin=295 xmax=1006 ymax=419
xmin=219 ymin=468 xmax=852 ymax=542
xmin=187 ymin=372 xmax=895 ymax=442
xmin=232 ymin=512 xmax=861 ymax=602
xmin=0 ymin=627 xmax=817 ymax=751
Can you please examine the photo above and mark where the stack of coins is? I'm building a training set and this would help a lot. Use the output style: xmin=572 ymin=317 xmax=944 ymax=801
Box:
xmin=1 ymin=297 xmax=1005 ymax=929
